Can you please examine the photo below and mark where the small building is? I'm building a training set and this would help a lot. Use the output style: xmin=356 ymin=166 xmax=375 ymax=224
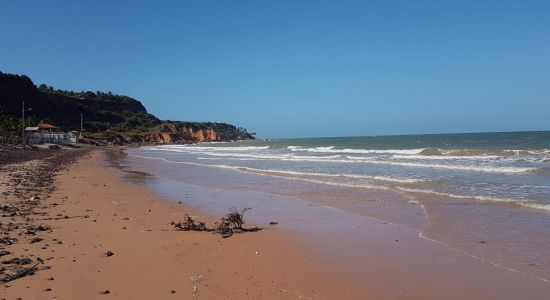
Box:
xmin=25 ymin=123 xmax=76 ymax=145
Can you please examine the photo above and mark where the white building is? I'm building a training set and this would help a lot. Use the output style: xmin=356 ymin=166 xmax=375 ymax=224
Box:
xmin=25 ymin=123 xmax=76 ymax=144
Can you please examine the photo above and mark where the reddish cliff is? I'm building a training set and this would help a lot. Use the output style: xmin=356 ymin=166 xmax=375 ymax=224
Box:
xmin=143 ymin=124 xmax=219 ymax=144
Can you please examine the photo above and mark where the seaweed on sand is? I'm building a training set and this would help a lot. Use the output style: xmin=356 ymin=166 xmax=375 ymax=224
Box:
xmin=172 ymin=208 xmax=262 ymax=238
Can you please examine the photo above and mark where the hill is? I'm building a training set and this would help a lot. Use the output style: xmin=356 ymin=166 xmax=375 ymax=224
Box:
xmin=0 ymin=71 xmax=255 ymax=144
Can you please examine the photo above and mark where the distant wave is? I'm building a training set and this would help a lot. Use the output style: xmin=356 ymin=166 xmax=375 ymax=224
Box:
xmin=141 ymin=145 xmax=542 ymax=175
xmin=346 ymin=156 xmax=535 ymax=173
xmin=197 ymin=152 xmax=343 ymax=160
xmin=146 ymin=145 xmax=270 ymax=152
xmin=395 ymin=187 xmax=550 ymax=212
xmin=286 ymin=146 xmax=550 ymax=158
xmin=236 ymin=167 xmax=424 ymax=183
xmin=130 ymin=153 xmax=550 ymax=211
xmin=194 ymin=154 xmax=536 ymax=174
xmin=437 ymin=148 xmax=549 ymax=157
xmin=129 ymin=155 xmax=392 ymax=190
xmin=287 ymin=146 xmax=425 ymax=155
xmin=391 ymin=154 xmax=500 ymax=160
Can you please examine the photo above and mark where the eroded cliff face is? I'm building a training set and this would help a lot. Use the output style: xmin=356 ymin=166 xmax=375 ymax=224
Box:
xmin=144 ymin=124 xmax=219 ymax=144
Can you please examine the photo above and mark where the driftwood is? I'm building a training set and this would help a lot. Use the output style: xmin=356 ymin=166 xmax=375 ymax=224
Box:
xmin=172 ymin=208 xmax=262 ymax=238
xmin=0 ymin=263 xmax=39 ymax=285
xmin=34 ymin=215 xmax=89 ymax=221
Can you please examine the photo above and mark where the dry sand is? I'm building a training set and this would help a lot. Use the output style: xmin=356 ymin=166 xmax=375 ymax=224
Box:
xmin=1 ymin=149 xmax=365 ymax=299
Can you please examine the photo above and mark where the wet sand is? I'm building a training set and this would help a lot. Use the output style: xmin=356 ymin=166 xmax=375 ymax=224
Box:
xmin=1 ymin=149 xmax=363 ymax=299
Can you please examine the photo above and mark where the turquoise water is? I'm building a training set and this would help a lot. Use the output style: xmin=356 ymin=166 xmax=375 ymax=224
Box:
xmin=260 ymin=131 xmax=550 ymax=150
xmin=133 ymin=131 xmax=550 ymax=211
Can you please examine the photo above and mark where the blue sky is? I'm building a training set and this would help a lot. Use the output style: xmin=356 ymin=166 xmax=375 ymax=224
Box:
xmin=1 ymin=1 xmax=549 ymax=138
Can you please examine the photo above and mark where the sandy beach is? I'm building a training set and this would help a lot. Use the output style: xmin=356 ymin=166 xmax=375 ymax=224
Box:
xmin=2 ymin=145 xmax=550 ymax=300
xmin=1 ymin=148 xmax=363 ymax=299
xmin=3 ymin=2 xmax=550 ymax=298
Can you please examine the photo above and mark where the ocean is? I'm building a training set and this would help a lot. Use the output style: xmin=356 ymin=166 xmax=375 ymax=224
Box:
xmin=126 ymin=130 xmax=550 ymax=283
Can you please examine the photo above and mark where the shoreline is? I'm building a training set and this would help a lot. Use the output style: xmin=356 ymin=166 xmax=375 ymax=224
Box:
xmin=125 ymin=145 xmax=550 ymax=299
xmin=1 ymin=148 xmax=364 ymax=299
xmin=3 ymin=146 xmax=550 ymax=299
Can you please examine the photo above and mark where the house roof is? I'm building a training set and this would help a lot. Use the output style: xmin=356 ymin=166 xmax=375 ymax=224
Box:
xmin=25 ymin=127 xmax=39 ymax=131
xmin=37 ymin=123 xmax=58 ymax=129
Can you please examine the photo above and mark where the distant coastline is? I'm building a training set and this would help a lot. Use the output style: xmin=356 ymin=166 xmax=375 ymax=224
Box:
xmin=0 ymin=70 xmax=255 ymax=145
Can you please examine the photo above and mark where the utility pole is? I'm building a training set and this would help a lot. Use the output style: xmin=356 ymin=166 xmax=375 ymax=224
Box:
xmin=80 ymin=113 xmax=83 ymax=140
xmin=21 ymin=101 xmax=25 ymax=144
xmin=21 ymin=101 xmax=32 ymax=144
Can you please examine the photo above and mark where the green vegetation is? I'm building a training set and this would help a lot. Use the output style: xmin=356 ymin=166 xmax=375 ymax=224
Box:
xmin=38 ymin=85 xmax=140 ymax=105
xmin=1 ymin=71 xmax=255 ymax=143
xmin=0 ymin=115 xmax=22 ymax=137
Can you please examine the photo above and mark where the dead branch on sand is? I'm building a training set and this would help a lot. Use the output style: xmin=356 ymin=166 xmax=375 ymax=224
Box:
xmin=0 ymin=263 xmax=39 ymax=285
xmin=172 ymin=208 xmax=262 ymax=238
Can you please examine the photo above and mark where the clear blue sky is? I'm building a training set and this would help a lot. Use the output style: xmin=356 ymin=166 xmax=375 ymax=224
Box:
xmin=1 ymin=1 xmax=549 ymax=138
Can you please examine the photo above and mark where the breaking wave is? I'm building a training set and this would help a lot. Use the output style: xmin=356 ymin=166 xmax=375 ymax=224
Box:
xmin=146 ymin=145 xmax=270 ymax=152
xmin=346 ymin=156 xmax=535 ymax=173
xmin=395 ymin=187 xmax=550 ymax=212
xmin=287 ymin=146 xmax=425 ymax=155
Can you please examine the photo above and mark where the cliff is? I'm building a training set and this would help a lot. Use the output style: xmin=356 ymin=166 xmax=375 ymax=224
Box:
xmin=0 ymin=71 xmax=255 ymax=143
xmin=145 ymin=123 xmax=219 ymax=143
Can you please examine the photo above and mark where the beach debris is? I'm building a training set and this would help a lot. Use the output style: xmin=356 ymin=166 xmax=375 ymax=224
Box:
xmin=172 ymin=214 xmax=207 ymax=231
xmin=101 ymin=290 xmax=111 ymax=294
xmin=190 ymin=275 xmax=203 ymax=300
xmin=214 ymin=215 xmax=233 ymax=238
xmin=0 ymin=236 xmax=17 ymax=245
xmin=172 ymin=208 xmax=262 ymax=238
xmin=2 ymin=257 xmax=32 ymax=265
xmin=30 ymin=237 xmax=43 ymax=244
xmin=106 ymin=250 xmax=114 ymax=257
xmin=25 ymin=224 xmax=51 ymax=235
xmin=35 ymin=214 xmax=89 ymax=221
xmin=269 ymin=221 xmax=278 ymax=225
xmin=214 ymin=207 xmax=262 ymax=238
xmin=0 ymin=148 xmax=89 ymax=285
xmin=225 ymin=207 xmax=249 ymax=230
xmin=0 ymin=262 xmax=39 ymax=284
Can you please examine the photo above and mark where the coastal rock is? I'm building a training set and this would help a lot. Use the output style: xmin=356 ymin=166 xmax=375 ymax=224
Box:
xmin=144 ymin=124 xmax=219 ymax=143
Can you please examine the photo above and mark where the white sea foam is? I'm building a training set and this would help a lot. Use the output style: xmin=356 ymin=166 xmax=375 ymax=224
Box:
xmin=391 ymin=154 xmax=500 ymax=160
xmin=196 ymin=154 xmax=535 ymax=174
xmin=287 ymin=146 xmax=425 ymax=155
xmin=236 ymin=168 xmax=424 ymax=183
xmin=129 ymin=155 xmax=392 ymax=190
xmin=346 ymin=156 xmax=535 ymax=173
xmin=147 ymin=145 xmax=270 ymax=152
xmin=130 ymin=153 xmax=550 ymax=212
xmin=195 ymin=152 xmax=343 ymax=160
xmin=395 ymin=187 xmax=550 ymax=212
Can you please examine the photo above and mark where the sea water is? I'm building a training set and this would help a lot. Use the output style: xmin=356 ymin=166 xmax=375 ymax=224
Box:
xmin=127 ymin=131 xmax=550 ymax=282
